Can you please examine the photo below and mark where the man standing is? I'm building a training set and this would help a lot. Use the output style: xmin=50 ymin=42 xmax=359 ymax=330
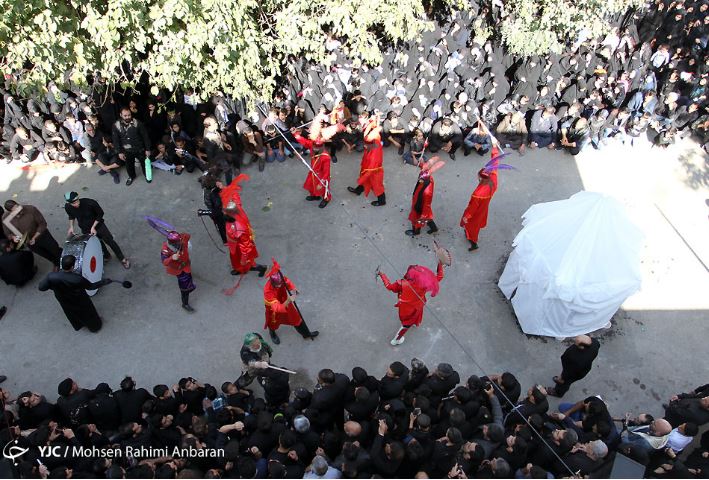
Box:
xmin=0 ymin=238 xmax=36 ymax=286
xmin=406 ymin=157 xmax=444 ymax=236
xmin=38 ymin=255 xmax=111 ymax=332
xmin=293 ymin=131 xmax=332 ymax=209
xmin=377 ymin=261 xmax=445 ymax=346
xmin=223 ymin=201 xmax=267 ymax=277
xmin=161 ymin=231 xmax=196 ymax=313
xmin=112 ymin=107 xmax=151 ymax=185
xmin=64 ymin=192 xmax=130 ymax=269
xmin=2 ymin=200 xmax=62 ymax=269
xmin=347 ymin=116 xmax=386 ymax=206
xmin=546 ymin=335 xmax=600 ymax=398
xmin=460 ymin=147 xmax=501 ymax=251
xmin=263 ymin=259 xmax=319 ymax=345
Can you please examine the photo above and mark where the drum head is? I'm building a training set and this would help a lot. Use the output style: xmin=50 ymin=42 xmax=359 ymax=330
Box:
xmin=81 ymin=236 xmax=104 ymax=295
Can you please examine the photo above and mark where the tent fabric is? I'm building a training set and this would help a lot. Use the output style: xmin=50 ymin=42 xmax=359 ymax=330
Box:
xmin=498 ymin=191 xmax=644 ymax=337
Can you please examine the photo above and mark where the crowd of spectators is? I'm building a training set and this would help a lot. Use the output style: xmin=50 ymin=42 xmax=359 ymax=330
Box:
xmin=1 ymin=351 xmax=708 ymax=478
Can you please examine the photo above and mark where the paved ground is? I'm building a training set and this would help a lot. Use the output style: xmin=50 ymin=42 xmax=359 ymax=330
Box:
xmin=0 ymin=134 xmax=707 ymax=420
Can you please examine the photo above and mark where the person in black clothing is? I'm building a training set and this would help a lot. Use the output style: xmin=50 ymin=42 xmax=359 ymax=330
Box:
xmin=111 ymin=107 xmax=151 ymax=185
xmin=56 ymin=378 xmax=94 ymax=427
xmin=38 ymin=255 xmax=111 ymax=332
xmin=0 ymin=238 xmax=36 ymax=286
xmin=88 ymin=383 xmax=121 ymax=433
xmin=379 ymin=361 xmax=409 ymax=401
xmin=176 ymin=376 xmax=207 ymax=416
xmin=199 ymin=173 xmax=228 ymax=244
xmin=17 ymin=391 xmax=57 ymax=430
xmin=64 ymin=191 xmax=130 ymax=269
xmin=113 ymin=376 xmax=153 ymax=425
xmin=546 ymin=335 xmax=600 ymax=398
xmin=309 ymin=369 xmax=349 ymax=432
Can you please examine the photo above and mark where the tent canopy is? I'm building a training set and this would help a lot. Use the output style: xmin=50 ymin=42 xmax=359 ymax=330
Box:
xmin=498 ymin=191 xmax=644 ymax=337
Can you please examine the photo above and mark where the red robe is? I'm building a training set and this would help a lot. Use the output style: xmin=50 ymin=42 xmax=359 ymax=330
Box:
xmin=408 ymin=176 xmax=435 ymax=227
xmin=161 ymin=233 xmax=191 ymax=275
xmin=226 ymin=217 xmax=258 ymax=273
xmin=460 ymin=171 xmax=498 ymax=243
xmin=380 ymin=263 xmax=444 ymax=327
xmin=263 ymin=276 xmax=302 ymax=330
xmin=295 ymin=135 xmax=332 ymax=201
xmin=357 ymin=137 xmax=385 ymax=197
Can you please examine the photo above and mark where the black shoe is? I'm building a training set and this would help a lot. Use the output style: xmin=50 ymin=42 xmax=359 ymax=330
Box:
xmin=371 ymin=194 xmax=386 ymax=207
xmin=468 ymin=241 xmax=479 ymax=251
xmin=231 ymin=270 xmax=239 ymax=275
xmin=111 ymin=171 xmax=120 ymax=184
xmin=307 ymin=331 xmax=319 ymax=339
xmin=318 ymin=199 xmax=329 ymax=208
xmin=257 ymin=265 xmax=267 ymax=277
xmin=146 ymin=178 xmax=152 ymax=183
xmin=347 ymin=186 xmax=362 ymax=195
xmin=98 ymin=169 xmax=107 ymax=176
xmin=397 ymin=145 xmax=405 ymax=155
xmin=463 ymin=147 xmax=471 ymax=156
xmin=449 ymin=152 xmax=456 ymax=161
xmin=0 ymin=305 xmax=5 ymax=321
xmin=0 ymin=375 xmax=6 ymax=384
xmin=258 ymin=159 xmax=265 ymax=172
xmin=405 ymin=229 xmax=420 ymax=236
xmin=332 ymin=156 xmax=338 ymax=163
xmin=306 ymin=195 xmax=321 ymax=201
xmin=427 ymin=222 xmax=439 ymax=234
xmin=270 ymin=331 xmax=281 ymax=345
xmin=126 ymin=177 xmax=134 ymax=186
xmin=182 ymin=304 xmax=195 ymax=313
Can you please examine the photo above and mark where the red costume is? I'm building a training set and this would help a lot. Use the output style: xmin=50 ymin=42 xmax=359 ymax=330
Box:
xmin=460 ymin=147 xmax=500 ymax=244
xmin=225 ymin=214 xmax=258 ymax=274
xmin=161 ymin=233 xmax=192 ymax=275
xmin=357 ymin=128 xmax=385 ymax=197
xmin=408 ymin=176 xmax=435 ymax=227
xmin=263 ymin=275 xmax=301 ymax=331
xmin=294 ymin=134 xmax=332 ymax=201
xmin=379 ymin=263 xmax=445 ymax=328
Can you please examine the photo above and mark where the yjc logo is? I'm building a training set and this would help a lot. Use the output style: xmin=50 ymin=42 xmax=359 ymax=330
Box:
xmin=3 ymin=439 xmax=29 ymax=465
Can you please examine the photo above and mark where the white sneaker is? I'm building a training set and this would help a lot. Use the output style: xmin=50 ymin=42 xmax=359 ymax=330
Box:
xmin=390 ymin=336 xmax=405 ymax=346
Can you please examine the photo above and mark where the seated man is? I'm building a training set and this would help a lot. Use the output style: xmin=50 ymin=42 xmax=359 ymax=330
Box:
xmin=9 ymin=127 xmax=45 ymax=163
xmin=619 ymin=418 xmax=672 ymax=457
xmin=496 ymin=111 xmax=528 ymax=155
xmin=95 ymin=137 xmax=122 ymax=184
xmin=559 ymin=117 xmax=590 ymax=156
xmin=0 ymin=238 xmax=36 ymax=287
xmin=428 ymin=118 xmax=463 ymax=160
xmin=463 ymin=120 xmax=492 ymax=156
xmin=529 ymin=107 xmax=558 ymax=149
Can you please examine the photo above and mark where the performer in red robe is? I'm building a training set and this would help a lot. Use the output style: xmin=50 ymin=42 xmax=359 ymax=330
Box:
xmin=223 ymin=201 xmax=266 ymax=276
xmin=378 ymin=261 xmax=445 ymax=345
xmin=263 ymin=259 xmax=319 ymax=344
xmin=460 ymin=146 xmax=501 ymax=251
xmin=161 ymin=231 xmax=196 ymax=312
xmin=293 ymin=133 xmax=332 ymax=209
xmin=347 ymin=116 xmax=386 ymax=206
xmin=406 ymin=156 xmax=445 ymax=236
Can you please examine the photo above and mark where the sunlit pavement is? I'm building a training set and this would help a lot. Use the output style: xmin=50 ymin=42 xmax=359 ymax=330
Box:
xmin=0 ymin=135 xmax=706 ymax=416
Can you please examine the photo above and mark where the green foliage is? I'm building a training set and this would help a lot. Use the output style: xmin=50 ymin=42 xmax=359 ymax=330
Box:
xmin=0 ymin=0 xmax=437 ymax=101
xmin=499 ymin=0 xmax=645 ymax=56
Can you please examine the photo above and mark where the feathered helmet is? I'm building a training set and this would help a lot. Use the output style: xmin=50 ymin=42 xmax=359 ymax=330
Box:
xmin=419 ymin=156 xmax=445 ymax=179
xmin=404 ymin=265 xmax=440 ymax=297
xmin=480 ymin=146 xmax=515 ymax=178
xmin=167 ymin=231 xmax=181 ymax=245
xmin=266 ymin=258 xmax=284 ymax=286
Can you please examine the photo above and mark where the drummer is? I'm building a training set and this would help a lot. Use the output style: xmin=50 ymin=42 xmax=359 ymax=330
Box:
xmin=64 ymin=192 xmax=131 ymax=269
xmin=2 ymin=200 xmax=62 ymax=270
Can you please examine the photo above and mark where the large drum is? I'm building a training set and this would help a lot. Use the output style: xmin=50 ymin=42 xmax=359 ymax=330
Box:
xmin=61 ymin=235 xmax=104 ymax=296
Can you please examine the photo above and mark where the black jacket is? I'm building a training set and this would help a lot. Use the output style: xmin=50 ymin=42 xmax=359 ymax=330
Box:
xmin=112 ymin=118 xmax=150 ymax=153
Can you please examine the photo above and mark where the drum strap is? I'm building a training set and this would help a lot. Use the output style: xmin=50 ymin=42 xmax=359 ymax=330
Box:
xmin=2 ymin=206 xmax=24 ymax=239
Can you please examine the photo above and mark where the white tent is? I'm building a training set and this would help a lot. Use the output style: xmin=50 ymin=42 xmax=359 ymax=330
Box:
xmin=498 ymin=191 xmax=644 ymax=337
